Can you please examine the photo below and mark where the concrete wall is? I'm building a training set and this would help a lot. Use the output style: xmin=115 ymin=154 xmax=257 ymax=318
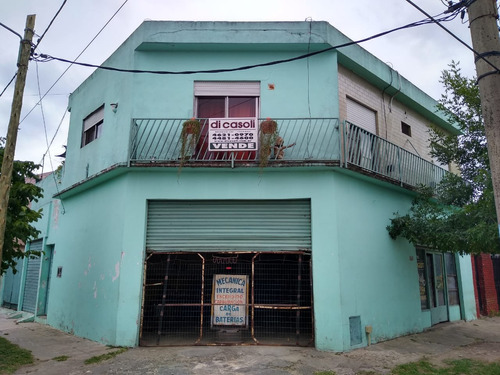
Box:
xmin=42 ymin=167 xmax=475 ymax=350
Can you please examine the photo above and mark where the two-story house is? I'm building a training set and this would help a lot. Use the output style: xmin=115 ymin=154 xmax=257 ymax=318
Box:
xmin=1 ymin=21 xmax=476 ymax=352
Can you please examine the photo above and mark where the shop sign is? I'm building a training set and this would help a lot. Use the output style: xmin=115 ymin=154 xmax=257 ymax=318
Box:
xmin=211 ymin=274 xmax=248 ymax=327
xmin=208 ymin=118 xmax=257 ymax=151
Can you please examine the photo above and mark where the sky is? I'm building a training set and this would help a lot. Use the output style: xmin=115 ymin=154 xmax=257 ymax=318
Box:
xmin=0 ymin=0 xmax=480 ymax=173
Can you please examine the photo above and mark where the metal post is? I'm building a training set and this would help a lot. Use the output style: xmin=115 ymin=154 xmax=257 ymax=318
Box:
xmin=296 ymin=254 xmax=302 ymax=345
xmin=156 ymin=254 xmax=171 ymax=345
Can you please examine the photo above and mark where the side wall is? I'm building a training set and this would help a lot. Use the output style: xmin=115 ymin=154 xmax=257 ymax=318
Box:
xmin=338 ymin=65 xmax=445 ymax=166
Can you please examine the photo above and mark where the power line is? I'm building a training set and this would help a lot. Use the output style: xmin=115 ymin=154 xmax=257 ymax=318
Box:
xmin=19 ymin=0 xmax=129 ymax=125
xmin=0 ymin=21 xmax=22 ymax=40
xmin=33 ymin=0 xmax=68 ymax=50
xmin=405 ymin=0 xmax=500 ymax=73
xmin=0 ymin=73 xmax=17 ymax=98
xmin=32 ymin=12 xmax=461 ymax=76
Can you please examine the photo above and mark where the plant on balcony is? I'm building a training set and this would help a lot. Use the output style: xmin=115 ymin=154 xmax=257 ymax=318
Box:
xmin=179 ymin=118 xmax=201 ymax=165
xmin=259 ymin=118 xmax=278 ymax=168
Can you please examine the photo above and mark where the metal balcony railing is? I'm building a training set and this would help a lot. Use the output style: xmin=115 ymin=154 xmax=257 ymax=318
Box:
xmin=129 ymin=118 xmax=447 ymax=189
xmin=130 ymin=118 xmax=341 ymax=163
xmin=341 ymin=121 xmax=448 ymax=188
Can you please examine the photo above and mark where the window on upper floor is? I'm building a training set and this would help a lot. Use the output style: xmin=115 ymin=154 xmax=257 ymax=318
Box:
xmin=346 ymin=97 xmax=377 ymax=134
xmin=82 ymin=105 xmax=104 ymax=147
xmin=401 ymin=121 xmax=412 ymax=137
xmin=194 ymin=81 xmax=260 ymax=118
xmin=193 ymin=81 xmax=260 ymax=160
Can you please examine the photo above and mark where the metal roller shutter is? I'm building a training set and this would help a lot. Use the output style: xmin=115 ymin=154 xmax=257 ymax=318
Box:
xmin=194 ymin=81 xmax=260 ymax=96
xmin=346 ymin=98 xmax=377 ymax=134
xmin=146 ymin=200 xmax=311 ymax=252
xmin=22 ymin=239 xmax=43 ymax=313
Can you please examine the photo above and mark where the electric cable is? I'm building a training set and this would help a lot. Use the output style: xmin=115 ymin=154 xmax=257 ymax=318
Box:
xmin=0 ymin=73 xmax=17 ymax=98
xmin=19 ymin=0 xmax=129 ymax=126
xmin=32 ymin=12 xmax=462 ymax=76
xmin=406 ymin=0 xmax=500 ymax=73
xmin=0 ymin=21 xmax=22 ymax=40
xmin=35 ymin=60 xmax=67 ymax=213
xmin=35 ymin=61 xmax=51 ymax=171
xmin=33 ymin=0 xmax=68 ymax=50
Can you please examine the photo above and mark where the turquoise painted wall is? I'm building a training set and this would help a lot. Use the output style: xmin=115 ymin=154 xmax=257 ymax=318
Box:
xmin=44 ymin=167 xmax=474 ymax=350
xmin=457 ymin=254 xmax=477 ymax=321
xmin=332 ymin=173 xmax=427 ymax=349
xmin=46 ymin=175 xmax=128 ymax=344
xmin=63 ymin=22 xmax=340 ymax=189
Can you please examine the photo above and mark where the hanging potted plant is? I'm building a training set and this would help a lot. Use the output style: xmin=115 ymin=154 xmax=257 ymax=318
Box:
xmin=259 ymin=118 xmax=278 ymax=168
xmin=179 ymin=118 xmax=201 ymax=170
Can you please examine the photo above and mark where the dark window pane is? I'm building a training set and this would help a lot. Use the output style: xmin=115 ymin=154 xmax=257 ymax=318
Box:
xmin=228 ymin=97 xmax=256 ymax=117
xmin=197 ymin=97 xmax=225 ymax=118
xmin=416 ymin=249 xmax=428 ymax=310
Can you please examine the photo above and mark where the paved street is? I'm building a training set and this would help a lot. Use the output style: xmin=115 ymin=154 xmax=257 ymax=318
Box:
xmin=2 ymin=308 xmax=500 ymax=374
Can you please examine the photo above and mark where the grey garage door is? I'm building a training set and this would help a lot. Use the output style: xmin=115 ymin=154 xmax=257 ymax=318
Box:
xmin=146 ymin=199 xmax=311 ymax=252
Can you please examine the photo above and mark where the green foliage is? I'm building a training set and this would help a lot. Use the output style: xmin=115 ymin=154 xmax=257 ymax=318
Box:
xmin=52 ymin=355 xmax=69 ymax=362
xmin=0 ymin=141 xmax=43 ymax=275
xmin=84 ymin=347 xmax=128 ymax=365
xmin=0 ymin=336 xmax=34 ymax=374
xmin=387 ymin=62 xmax=499 ymax=254
xmin=391 ymin=358 xmax=500 ymax=375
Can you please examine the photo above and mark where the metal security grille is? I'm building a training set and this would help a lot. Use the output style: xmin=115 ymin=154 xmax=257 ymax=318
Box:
xmin=140 ymin=252 xmax=313 ymax=346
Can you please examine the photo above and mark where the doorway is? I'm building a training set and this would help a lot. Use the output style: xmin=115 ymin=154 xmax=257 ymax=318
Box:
xmin=140 ymin=251 xmax=313 ymax=346
xmin=426 ymin=253 xmax=449 ymax=325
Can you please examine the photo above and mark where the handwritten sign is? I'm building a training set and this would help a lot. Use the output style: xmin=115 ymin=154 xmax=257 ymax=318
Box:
xmin=211 ymin=275 xmax=248 ymax=327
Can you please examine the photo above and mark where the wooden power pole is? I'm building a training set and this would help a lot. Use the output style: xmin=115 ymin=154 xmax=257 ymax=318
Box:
xmin=467 ymin=0 xmax=500 ymax=236
xmin=0 ymin=14 xmax=36 ymax=270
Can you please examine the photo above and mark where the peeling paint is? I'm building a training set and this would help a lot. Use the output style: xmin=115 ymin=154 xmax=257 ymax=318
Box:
xmin=112 ymin=262 xmax=120 ymax=282
xmin=93 ymin=281 xmax=97 ymax=298
xmin=52 ymin=200 xmax=60 ymax=229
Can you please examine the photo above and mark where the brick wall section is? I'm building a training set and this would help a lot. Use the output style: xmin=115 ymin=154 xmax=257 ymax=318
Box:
xmin=474 ymin=254 xmax=499 ymax=315
xmin=471 ymin=256 xmax=481 ymax=317
xmin=337 ymin=65 xmax=449 ymax=168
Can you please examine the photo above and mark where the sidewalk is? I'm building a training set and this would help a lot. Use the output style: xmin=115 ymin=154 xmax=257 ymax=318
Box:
xmin=1 ymin=307 xmax=500 ymax=375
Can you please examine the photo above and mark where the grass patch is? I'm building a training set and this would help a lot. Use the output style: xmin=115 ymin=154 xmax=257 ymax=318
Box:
xmin=391 ymin=358 xmax=500 ymax=375
xmin=84 ymin=347 xmax=128 ymax=365
xmin=314 ymin=371 xmax=336 ymax=375
xmin=52 ymin=355 xmax=69 ymax=362
xmin=0 ymin=336 xmax=34 ymax=374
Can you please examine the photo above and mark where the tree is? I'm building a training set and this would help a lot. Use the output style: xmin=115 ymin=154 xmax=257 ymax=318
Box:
xmin=387 ymin=61 xmax=500 ymax=254
xmin=0 ymin=139 xmax=43 ymax=275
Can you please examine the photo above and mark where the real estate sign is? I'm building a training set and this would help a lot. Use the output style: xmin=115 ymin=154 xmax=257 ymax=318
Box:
xmin=211 ymin=274 xmax=248 ymax=327
xmin=208 ymin=118 xmax=257 ymax=151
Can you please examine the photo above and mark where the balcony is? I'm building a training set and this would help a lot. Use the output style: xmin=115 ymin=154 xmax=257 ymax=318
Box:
xmin=129 ymin=118 xmax=447 ymax=190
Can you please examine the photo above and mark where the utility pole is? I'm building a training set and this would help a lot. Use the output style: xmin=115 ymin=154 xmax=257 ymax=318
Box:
xmin=467 ymin=0 xmax=500 ymax=236
xmin=0 ymin=15 xmax=36 ymax=270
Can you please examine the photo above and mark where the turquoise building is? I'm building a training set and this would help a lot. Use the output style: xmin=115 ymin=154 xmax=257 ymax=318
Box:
xmin=1 ymin=21 xmax=476 ymax=352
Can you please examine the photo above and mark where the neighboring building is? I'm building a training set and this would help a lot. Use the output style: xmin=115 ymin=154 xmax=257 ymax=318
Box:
xmin=0 ymin=21 xmax=477 ymax=352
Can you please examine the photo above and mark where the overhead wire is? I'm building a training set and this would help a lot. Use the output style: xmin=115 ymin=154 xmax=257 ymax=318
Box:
xmin=35 ymin=61 xmax=51 ymax=174
xmin=405 ymin=0 xmax=500 ymax=73
xmin=32 ymin=0 xmax=68 ymax=51
xmin=0 ymin=21 xmax=22 ymax=40
xmin=0 ymin=73 xmax=17 ymax=98
xmin=20 ymin=0 xmax=129 ymax=126
xmin=32 ymin=11 xmax=462 ymax=76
